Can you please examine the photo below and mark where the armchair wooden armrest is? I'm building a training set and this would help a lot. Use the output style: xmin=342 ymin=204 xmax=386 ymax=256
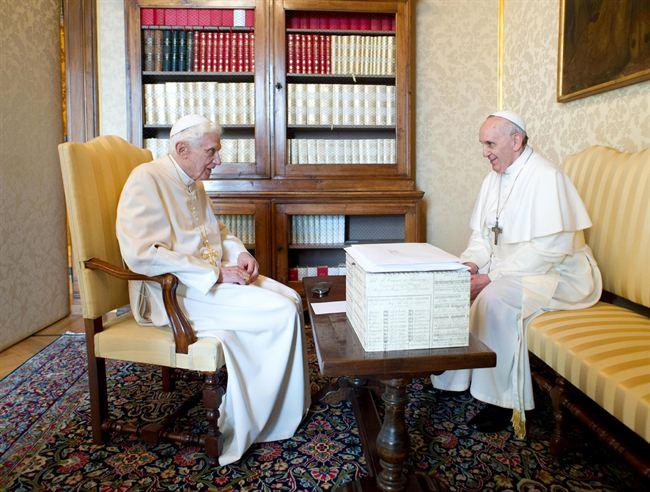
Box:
xmin=84 ymin=258 xmax=197 ymax=354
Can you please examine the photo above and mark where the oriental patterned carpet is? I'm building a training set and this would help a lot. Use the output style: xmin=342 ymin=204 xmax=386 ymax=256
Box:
xmin=0 ymin=333 xmax=642 ymax=491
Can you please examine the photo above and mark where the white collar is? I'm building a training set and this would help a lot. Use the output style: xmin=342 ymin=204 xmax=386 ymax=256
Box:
xmin=168 ymin=154 xmax=195 ymax=188
xmin=503 ymin=146 xmax=533 ymax=177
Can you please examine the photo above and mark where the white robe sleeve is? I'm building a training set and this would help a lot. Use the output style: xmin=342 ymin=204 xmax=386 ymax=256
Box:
xmin=217 ymin=220 xmax=248 ymax=266
xmin=459 ymin=229 xmax=492 ymax=270
xmin=487 ymin=231 xmax=575 ymax=281
xmin=117 ymin=171 xmax=219 ymax=295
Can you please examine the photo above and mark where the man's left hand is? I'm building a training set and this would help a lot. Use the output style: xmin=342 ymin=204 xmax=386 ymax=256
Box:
xmin=470 ymin=274 xmax=491 ymax=301
xmin=237 ymin=252 xmax=259 ymax=284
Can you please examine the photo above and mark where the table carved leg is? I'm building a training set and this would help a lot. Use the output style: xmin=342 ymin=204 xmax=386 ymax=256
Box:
xmin=376 ymin=378 xmax=409 ymax=492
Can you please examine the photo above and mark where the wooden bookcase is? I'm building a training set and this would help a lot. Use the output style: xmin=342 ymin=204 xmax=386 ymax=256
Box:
xmin=125 ymin=0 xmax=422 ymax=288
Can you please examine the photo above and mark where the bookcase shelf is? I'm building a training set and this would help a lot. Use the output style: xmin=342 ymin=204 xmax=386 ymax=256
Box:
xmin=127 ymin=0 xmax=421 ymax=289
xmin=143 ymin=71 xmax=254 ymax=82
xmin=286 ymin=29 xmax=395 ymax=36
xmin=286 ymin=74 xmax=394 ymax=84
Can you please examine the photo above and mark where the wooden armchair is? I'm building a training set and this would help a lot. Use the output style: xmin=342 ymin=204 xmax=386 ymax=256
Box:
xmin=58 ymin=135 xmax=225 ymax=457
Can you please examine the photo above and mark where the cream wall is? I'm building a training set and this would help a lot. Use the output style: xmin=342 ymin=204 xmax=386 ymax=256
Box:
xmin=0 ymin=0 xmax=69 ymax=350
xmin=416 ymin=0 xmax=650 ymax=254
xmin=98 ymin=0 xmax=129 ymax=138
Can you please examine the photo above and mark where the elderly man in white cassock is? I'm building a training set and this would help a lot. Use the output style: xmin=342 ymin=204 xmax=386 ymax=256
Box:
xmin=116 ymin=114 xmax=310 ymax=465
xmin=431 ymin=111 xmax=602 ymax=437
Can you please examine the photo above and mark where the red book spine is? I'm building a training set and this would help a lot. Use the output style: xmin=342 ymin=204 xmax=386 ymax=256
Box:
xmin=299 ymin=13 xmax=308 ymax=29
xmin=164 ymin=9 xmax=177 ymax=27
xmin=223 ymin=32 xmax=231 ymax=72
xmin=211 ymin=9 xmax=223 ymax=27
xmin=241 ymin=32 xmax=251 ymax=72
xmin=217 ymin=32 xmax=225 ymax=72
xmin=177 ymin=8 xmax=188 ymax=27
xmin=198 ymin=9 xmax=211 ymax=27
xmin=370 ymin=14 xmax=381 ymax=31
xmin=287 ymin=34 xmax=294 ymax=74
xmin=288 ymin=268 xmax=298 ymax=282
xmin=305 ymin=34 xmax=312 ymax=74
xmin=324 ymin=35 xmax=331 ymax=74
xmin=187 ymin=9 xmax=199 ymax=27
xmin=317 ymin=266 xmax=328 ymax=277
xmin=236 ymin=33 xmax=244 ymax=72
xmin=294 ymin=34 xmax=302 ymax=73
xmin=192 ymin=30 xmax=201 ymax=71
xmin=308 ymin=14 xmax=319 ymax=30
xmin=206 ymin=32 xmax=214 ymax=71
xmin=141 ymin=8 xmax=154 ymax=26
xmin=349 ymin=13 xmax=360 ymax=30
xmin=154 ymin=9 xmax=165 ymax=26
xmin=340 ymin=14 xmax=350 ymax=30
xmin=313 ymin=34 xmax=320 ymax=74
xmin=391 ymin=17 xmax=396 ymax=31
xmin=329 ymin=13 xmax=341 ymax=30
xmin=380 ymin=15 xmax=391 ymax=31
xmin=245 ymin=9 xmax=254 ymax=27
xmin=199 ymin=31 xmax=207 ymax=71
xmin=230 ymin=31 xmax=237 ymax=72
xmin=222 ymin=9 xmax=234 ymax=27
xmin=359 ymin=15 xmax=371 ymax=31
xmin=250 ymin=32 xmax=255 ymax=70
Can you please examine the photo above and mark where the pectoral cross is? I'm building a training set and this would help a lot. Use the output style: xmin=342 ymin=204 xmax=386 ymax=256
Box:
xmin=201 ymin=241 xmax=219 ymax=266
xmin=491 ymin=220 xmax=502 ymax=245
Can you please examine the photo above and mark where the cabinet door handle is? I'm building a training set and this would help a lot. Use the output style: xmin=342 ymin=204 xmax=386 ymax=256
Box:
xmin=275 ymin=82 xmax=283 ymax=90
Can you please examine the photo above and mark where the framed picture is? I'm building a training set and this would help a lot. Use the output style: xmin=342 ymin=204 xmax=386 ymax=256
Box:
xmin=557 ymin=0 xmax=650 ymax=102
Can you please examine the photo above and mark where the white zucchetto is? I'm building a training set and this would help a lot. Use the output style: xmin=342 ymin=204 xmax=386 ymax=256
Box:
xmin=489 ymin=110 xmax=526 ymax=133
xmin=169 ymin=114 xmax=211 ymax=137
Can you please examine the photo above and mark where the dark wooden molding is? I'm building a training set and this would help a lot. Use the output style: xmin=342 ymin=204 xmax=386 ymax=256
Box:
xmin=63 ymin=0 xmax=99 ymax=142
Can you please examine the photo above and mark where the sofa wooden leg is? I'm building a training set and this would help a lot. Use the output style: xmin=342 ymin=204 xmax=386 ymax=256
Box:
xmin=203 ymin=371 xmax=225 ymax=459
xmin=550 ymin=377 xmax=567 ymax=456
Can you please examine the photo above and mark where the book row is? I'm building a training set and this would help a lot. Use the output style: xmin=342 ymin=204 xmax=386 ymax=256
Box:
xmin=286 ymin=11 xmax=395 ymax=32
xmin=145 ymin=138 xmax=255 ymax=165
xmin=143 ymin=30 xmax=255 ymax=73
xmin=287 ymin=84 xmax=396 ymax=126
xmin=141 ymin=8 xmax=254 ymax=28
xmin=215 ymin=214 xmax=255 ymax=245
xmin=287 ymin=34 xmax=395 ymax=75
xmin=144 ymin=82 xmax=255 ymax=126
xmin=289 ymin=139 xmax=396 ymax=165
xmin=291 ymin=215 xmax=345 ymax=245
xmin=288 ymin=264 xmax=347 ymax=281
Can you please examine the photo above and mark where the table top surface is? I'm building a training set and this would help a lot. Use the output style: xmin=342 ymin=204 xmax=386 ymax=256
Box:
xmin=304 ymin=276 xmax=496 ymax=378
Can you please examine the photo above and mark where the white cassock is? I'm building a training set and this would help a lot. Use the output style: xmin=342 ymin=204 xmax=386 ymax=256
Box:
xmin=116 ymin=155 xmax=310 ymax=464
xmin=431 ymin=146 xmax=602 ymax=437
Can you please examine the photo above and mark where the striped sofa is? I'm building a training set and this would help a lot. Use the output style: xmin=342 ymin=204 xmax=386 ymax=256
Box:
xmin=527 ymin=146 xmax=649 ymax=476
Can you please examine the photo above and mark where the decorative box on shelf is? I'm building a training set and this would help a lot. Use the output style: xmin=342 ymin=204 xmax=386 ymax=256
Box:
xmin=345 ymin=243 xmax=470 ymax=352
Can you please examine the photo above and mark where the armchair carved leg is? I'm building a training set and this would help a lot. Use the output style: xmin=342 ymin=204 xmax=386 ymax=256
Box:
xmin=550 ymin=377 xmax=567 ymax=455
xmin=85 ymin=318 xmax=108 ymax=444
xmin=161 ymin=367 xmax=175 ymax=392
xmin=203 ymin=371 xmax=225 ymax=459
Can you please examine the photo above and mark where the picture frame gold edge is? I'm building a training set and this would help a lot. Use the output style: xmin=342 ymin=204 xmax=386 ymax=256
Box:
xmin=558 ymin=68 xmax=650 ymax=103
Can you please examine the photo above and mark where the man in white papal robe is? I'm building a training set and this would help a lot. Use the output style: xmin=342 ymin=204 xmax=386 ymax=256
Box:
xmin=431 ymin=111 xmax=602 ymax=437
xmin=116 ymin=114 xmax=310 ymax=465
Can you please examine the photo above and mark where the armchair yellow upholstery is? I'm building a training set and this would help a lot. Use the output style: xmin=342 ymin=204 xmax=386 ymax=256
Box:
xmin=58 ymin=135 xmax=224 ymax=457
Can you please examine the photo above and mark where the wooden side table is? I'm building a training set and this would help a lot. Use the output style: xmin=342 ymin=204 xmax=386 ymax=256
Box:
xmin=304 ymin=276 xmax=496 ymax=491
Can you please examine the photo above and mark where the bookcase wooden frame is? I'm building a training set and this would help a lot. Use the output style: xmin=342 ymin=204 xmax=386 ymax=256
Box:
xmin=126 ymin=0 xmax=270 ymax=179
xmin=123 ymin=0 xmax=422 ymax=287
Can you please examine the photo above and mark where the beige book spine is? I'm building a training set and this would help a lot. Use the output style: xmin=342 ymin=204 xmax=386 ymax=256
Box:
xmin=305 ymin=84 xmax=318 ymax=125
xmin=353 ymin=85 xmax=363 ymax=126
xmin=144 ymin=84 xmax=154 ymax=124
xmin=319 ymin=84 xmax=332 ymax=125
xmin=294 ymin=84 xmax=305 ymax=125
xmin=363 ymin=85 xmax=375 ymax=125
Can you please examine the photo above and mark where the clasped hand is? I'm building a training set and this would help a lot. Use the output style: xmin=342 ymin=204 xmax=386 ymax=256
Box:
xmin=470 ymin=273 xmax=490 ymax=301
xmin=218 ymin=252 xmax=260 ymax=285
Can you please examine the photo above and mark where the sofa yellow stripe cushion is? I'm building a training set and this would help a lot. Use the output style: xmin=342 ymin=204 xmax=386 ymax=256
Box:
xmin=528 ymin=302 xmax=650 ymax=442
xmin=564 ymin=146 xmax=650 ymax=308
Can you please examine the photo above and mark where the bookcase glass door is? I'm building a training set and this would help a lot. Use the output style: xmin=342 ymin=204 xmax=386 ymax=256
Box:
xmin=126 ymin=0 xmax=269 ymax=179
xmin=273 ymin=0 xmax=411 ymax=179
